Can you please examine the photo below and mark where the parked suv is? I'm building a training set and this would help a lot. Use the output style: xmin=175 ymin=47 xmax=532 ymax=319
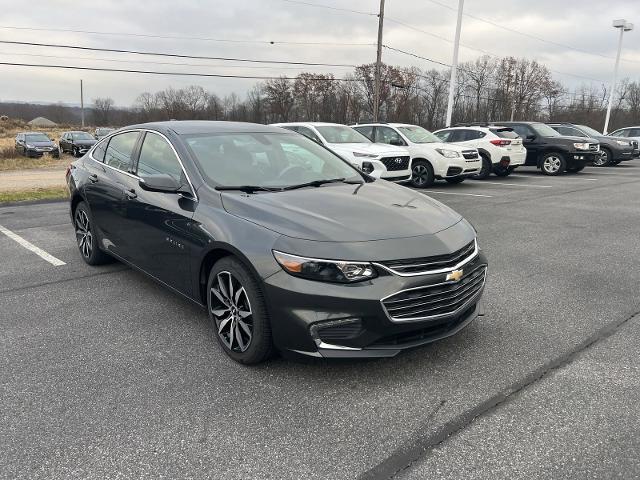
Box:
xmin=272 ymin=122 xmax=411 ymax=182
xmin=433 ymin=124 xmax=526 ymax=179
xmin=548 ymin=123 xmax=636 ymax=167
xmin=497 ymin=122 xmax=600 ymax=175
xmin=15 ymin=132 xmax=60 ymax=158
xmin=59 ymin=131 xmax=98 ymax=157
xmin=351 ymin=123 xmax=481 ymax=187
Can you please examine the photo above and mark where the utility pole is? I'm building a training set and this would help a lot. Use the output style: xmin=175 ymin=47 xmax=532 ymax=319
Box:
xmin=373 ymin=0 xmax=385 ymax=122
xmin=80 ymin=79 xmax=85 ymax=128
xmin=603 ymin=19 xmax=633 ymax=134
xmin=444 ymin=0 xmax=464 ymax=127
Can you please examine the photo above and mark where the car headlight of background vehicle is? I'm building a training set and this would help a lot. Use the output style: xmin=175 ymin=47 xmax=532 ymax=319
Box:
xmin=615 ymin=140 xmax=631 ymax=146
xmin=573 ymin=143 xmax=591 ymax=150
xmin=435 ymin=148 xmax=461 ymax=158
xmin=352 ymin=152 xmax=378 ymax=159
xmin=273 ymin=251 xmax=377 ymax=283
xmin=26 ymin=144 xmax=34 ymax=148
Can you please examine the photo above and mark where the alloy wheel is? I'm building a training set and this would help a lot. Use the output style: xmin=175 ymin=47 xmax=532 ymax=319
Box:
xmin=594 ymin=150 xmax=609 ymax=166
xmin=210 ymin=271 xmax=253 ymax=352
xmin=412 ymin=164 xmax=430 ymax=187
xmin=542 ymin=155 xmax=562 ymax=174
xmin=75 ymin=209 xmax=93 ymax=258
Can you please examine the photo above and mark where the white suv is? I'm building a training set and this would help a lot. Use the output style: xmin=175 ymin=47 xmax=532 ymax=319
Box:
xmin=433 ymin=125 xmax=526 ymax=178
xmin=351 ymin=123 xmax=481 ymax=188
xmin=271 ymin=122 xmax=411 ymax=182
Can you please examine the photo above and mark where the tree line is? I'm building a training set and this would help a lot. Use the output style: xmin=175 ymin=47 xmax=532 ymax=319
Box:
xmin=3 ymin=55 xmax=640 ymax=131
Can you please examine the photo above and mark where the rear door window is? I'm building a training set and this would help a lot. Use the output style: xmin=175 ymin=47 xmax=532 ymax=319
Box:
xmin=136 ymin=132 xmax=184 ymax=182
xmin=104 ymin=131 xmax=140 ymax=172
xmin=509 ymin=124 xmax=533 ymax=139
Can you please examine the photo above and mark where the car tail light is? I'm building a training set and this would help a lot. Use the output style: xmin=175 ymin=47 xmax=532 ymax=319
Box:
xmin=490 ymin=139 xmax=511 ymax=146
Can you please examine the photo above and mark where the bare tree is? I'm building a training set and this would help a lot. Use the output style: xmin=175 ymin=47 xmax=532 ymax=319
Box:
xmin=92 ymin=97 xmax=115 ymax=126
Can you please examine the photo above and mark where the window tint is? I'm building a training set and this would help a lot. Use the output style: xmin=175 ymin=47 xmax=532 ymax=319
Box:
xmin=297 ymin=126 xmax=322 ymax=144
xmin=555 ymin=126 xmax=585 ymax=137
xmin=104 ymin=131 xmax=139 ymax=171
xmin=353 ymin=126 xmax=374 ymax=141
xmin=509 ymin=124 xmax=533 ymax=139
xmin=434 ymin=130 xmax=452 ymax=142
xmin=629 ymin=128 xmax=640 ymax=137
xmin=376 ymin=126 xmax=406 ymax=145
xmin=92 ymin=139 xmax=108 ymax=162
xmin=611 ymin=129 xmax=628 ymax=137
xmin=449 ymin=130 xmax=469 ymax=142
xmin=137 ymin=132 xmax=183 ymax=181
xmin=490 ymin=128 xmax=519 ymax=139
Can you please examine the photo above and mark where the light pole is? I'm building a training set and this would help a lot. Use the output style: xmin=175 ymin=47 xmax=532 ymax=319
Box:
xmin=373 ymin=0 xmax=386 ymax=122
xmin=603 ymin=19 xmax=633 ymax=134
xmin=445 ymin=0 xmax=464 ymax=127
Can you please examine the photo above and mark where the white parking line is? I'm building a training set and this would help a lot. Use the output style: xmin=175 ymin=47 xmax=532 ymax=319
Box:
xmin=479 ymin=181 xmax=552 ymax=188
xmin=0 ymin=224 xmax=66 ymax=266
xmin=423 ymin=190 xmax=493 ymax=198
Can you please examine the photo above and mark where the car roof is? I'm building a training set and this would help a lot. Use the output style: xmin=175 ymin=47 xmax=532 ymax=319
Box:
xmin=123 ymin=120 xmax=288 ymax=135
xmin=273 ymin=122 xmax=349 ymax=127
xmin=352 ymin=123 xmax=418 ymax=128
xmin=21 ymin=131 xmax=48 ymax=135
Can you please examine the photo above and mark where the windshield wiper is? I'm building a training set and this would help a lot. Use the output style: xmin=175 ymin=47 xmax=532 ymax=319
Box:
xmin=283 ymin=178 xmax=362 ymax=191
xmin=215 ymin=185 xmax=283 ymax=193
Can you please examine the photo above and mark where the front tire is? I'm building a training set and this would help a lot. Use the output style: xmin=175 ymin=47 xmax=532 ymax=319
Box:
xmin=540 ymin=152 xmax=566 ymax=175
xmin=471 ymin=154 xmax=492 ymax=180
xmin=594 ymin=148 xmax=611 ymax=167
xmin=74 ymin=201 xmax=111 ymax=265
xmin=410 ymin=160 xmax=435 ymax=188
xmin=207 ymin=257 xmax=273 ymax=364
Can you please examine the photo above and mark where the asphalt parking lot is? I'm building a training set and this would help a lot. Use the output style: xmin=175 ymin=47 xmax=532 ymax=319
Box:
xmin=2 ymin=164 xmax=640 ymax=479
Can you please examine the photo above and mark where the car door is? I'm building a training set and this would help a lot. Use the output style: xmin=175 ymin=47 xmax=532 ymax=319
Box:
xmin=509 ymin=124 xmax=538 ymax=164
xmin=125 ymin=131 xmax=196 ymax=295
xmin=83 ymin=131 xmax=142 ymax=261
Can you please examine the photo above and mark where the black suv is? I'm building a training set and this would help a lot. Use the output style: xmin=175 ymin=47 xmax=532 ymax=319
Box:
xmin=547 ymin=122 xmax=637 ymax=167
xmin=498 ymin=121 xmax=600 ymax=175
xmin=15 ymin=132 xmax=60 ymax=158
xmin=59 ymin=131 xmax=97 ymax=157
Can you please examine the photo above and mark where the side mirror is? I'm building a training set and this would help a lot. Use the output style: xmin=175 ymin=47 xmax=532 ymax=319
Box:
xmin=390 ymin=138 xmax=405 ymax=147
xmin=525 ymin=134 xmax=536 ymax=142
xmin=139 ymin=174 xmax=182 ymax=193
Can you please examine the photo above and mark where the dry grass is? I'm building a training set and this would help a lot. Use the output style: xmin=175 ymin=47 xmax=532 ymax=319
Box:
xmin=0 ymin=156 xmax=68 ymax=172
xmin=0 ymin=186 xmax=69 ymax=204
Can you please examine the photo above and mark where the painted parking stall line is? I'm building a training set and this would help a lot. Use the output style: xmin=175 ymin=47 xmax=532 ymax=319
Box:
xmin=477 ymin=181 xmax=552 ymax=188
xmin=422 ymin=190 xmax=493 ymax=198
xmin=0 ymin=224 xmax=66 ymax=266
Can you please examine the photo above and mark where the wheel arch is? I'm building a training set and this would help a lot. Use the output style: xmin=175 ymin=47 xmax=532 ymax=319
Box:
xmin=477 ymin=148 xmax=491 ymax=160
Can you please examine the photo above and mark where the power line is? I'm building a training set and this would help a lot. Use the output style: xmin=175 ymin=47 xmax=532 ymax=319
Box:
xmin=423 ymin=0 xmax=640 ymax=65
xmin=0 ymin=61 xmax=361 ymax=81
xmin=0 ymin=40 xmax=360 ymax=67
xmin=383 ymin=45 xmax=451 ymax=68
xmin=280 ymin=0 xmax=376 ymax=16
xmin=0 ymin=25 xmax=374 ymax=47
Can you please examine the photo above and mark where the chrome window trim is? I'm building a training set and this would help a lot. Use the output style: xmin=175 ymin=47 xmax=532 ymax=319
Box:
xmin=88 ymin=128 xmax=198 ymax=201
xmin=373 ymin=238 xmax=478 ymax=277
xmin=380 ymin=267 xmax=487 ymax=323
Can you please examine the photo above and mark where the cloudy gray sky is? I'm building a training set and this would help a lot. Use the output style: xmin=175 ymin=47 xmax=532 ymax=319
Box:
xmin=0 ymin=0 xmax=639 ymax=106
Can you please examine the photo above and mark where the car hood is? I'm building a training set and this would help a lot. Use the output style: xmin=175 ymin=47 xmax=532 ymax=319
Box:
xmin=328 ymin=143 xmax=408 ymax=156
xmin=29 ymin=141 xmax=55 ymax=147
xmin=74 ymin=140 xmax=97 ymax=147
xmin=220 ymin=181 xmax=462 ymax=242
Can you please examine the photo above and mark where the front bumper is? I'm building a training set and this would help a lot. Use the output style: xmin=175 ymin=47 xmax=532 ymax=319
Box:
xmin=569 ymin=151 xmax=600 ymax=164
xmin=263 ymin=251 xmax=488 ymax=358
xmin=26 ymin=147 xmax=59 ymax=158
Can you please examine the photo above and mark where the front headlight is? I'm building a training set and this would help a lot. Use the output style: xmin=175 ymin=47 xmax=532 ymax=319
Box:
xmin=26 ymin=144 xmax=34 ymax=148
xmin=435 ymin=148 xmax=461 ymax=158
xmin=616 ymin=140 xmax=631 ymax=146
xmin=573 ymin=142 xmax=590 ymax=150
xmin=273 ymin=251 xmax=377 ymax=283
xmin=353 ymin=151 xmax=378 ymax=159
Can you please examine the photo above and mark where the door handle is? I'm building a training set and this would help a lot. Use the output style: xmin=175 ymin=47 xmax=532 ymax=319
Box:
xmin=125 ymin=188 xmax=137 ymax=200
xmin=88 ymin=174 xmax=98 ymax=183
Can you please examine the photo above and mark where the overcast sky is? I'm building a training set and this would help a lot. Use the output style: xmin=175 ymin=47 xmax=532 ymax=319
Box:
xmin=0 ymin=0 xmax=639 ymax=106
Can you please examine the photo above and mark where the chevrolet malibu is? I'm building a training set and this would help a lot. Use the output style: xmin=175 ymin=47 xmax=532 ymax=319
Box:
xmin=66 ymin=121 xmax=488 ymax=364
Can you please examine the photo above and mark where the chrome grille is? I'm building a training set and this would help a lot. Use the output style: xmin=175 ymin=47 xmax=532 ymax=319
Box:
xmin=462 ymin=150 xmax=479 ymax=160
xmin=588 ymin=143 xmax=599 ymax=151
xmin=382 ymin=266 xmax=487 ymax=321
xmin=380 ymin=156 xmax=410 ymax=171
xmin=378 ymin=240 xmax=476 ymax=275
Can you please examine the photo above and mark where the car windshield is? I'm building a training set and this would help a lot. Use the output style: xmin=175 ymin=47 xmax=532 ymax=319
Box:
xmin=531 ymin=123 xmax=561 ymax=137
xmin=315 ymin=125 xmax=371 ymax=144
xmin=397 ymin=126 xmax=440 ymax=143
xmin=72 ymin=132 xmax=94 ymax=140
xmin=183 ymin=132 xmax=363 ymax=188
xmin=25 ymin=133 xmax=51 ymax=142
xmin=576 ymin=125 xmax=601 ymax=137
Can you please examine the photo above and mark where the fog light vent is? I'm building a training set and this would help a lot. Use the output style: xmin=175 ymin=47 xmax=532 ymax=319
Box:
xmin=313 ymin=319 xmax=363 ymax=342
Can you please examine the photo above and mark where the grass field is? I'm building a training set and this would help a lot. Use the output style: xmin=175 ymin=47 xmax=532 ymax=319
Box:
xmin=0 ymin=186 xmax=69 ymax=204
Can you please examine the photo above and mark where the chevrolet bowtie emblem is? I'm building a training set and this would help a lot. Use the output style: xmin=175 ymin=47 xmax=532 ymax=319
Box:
xmin=446 ymin=269 xmax=464 ymax=282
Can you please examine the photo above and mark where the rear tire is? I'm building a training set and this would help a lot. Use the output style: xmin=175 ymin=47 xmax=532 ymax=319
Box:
xmin=471 ymin=154 xmax=492 ymax=180
xmin=207 ymin=257 xmax=273 ymax=364
xmin=445 ymin=176 xmax=465 ymax=184
xmin=540 ymin=152 xmax=566 ymax=175
xmin=74 ymin=201 xmax=112 ymax=265
xmin=494 ymin=166 xmax=515 ymax=177
xmin=410 ymin=160 xmax=435 ymax=188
